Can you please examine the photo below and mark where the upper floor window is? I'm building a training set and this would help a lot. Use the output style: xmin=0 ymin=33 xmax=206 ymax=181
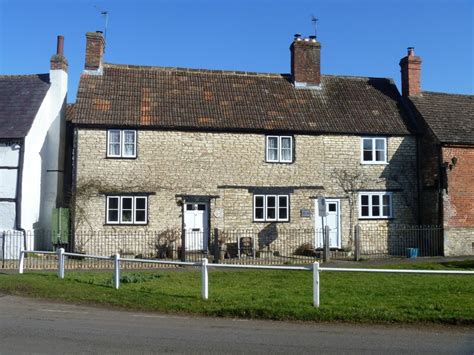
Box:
xmin=266 ymin=136 xmax=293 ymax=163
xmin=254 ymin=194 xmax=289 ymax=222
xmin=361 ymin=137 xmax=387 ymax=164
xmin=359 ymin=192 xmax=392 ymax=219
xmin=106 ymin=195 xmax=147 ymax=224
xmin=107 ymin=129 xmax=137 ymax=158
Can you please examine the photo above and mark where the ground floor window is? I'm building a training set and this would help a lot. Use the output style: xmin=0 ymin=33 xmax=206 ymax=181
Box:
xmin=106 ymin=196 xmax=148 ymax=224
xmin=254 ymin=194 xmax=289 ymax=222
xmin=359 ymin=192 xmax=392 ymax=219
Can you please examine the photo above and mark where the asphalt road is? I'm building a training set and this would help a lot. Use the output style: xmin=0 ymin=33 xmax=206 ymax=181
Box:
xmin=0 ymin=295 xmax=472 ymax=354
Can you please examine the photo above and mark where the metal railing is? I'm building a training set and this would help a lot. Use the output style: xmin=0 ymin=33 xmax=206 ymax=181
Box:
xmin=356 ymin=225 xmax=443 ymax=258
xmin=18 ymin=249 xmax=474 ymax=308
xmin=3 ymin=225 xmax=446 ymax=269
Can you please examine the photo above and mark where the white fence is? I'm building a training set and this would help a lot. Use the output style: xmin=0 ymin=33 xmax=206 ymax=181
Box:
xmin=19 ymin=249 xmax=474 ymax=308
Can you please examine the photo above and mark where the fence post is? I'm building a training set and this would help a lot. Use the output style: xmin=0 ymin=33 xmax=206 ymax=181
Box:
xmin=202 ymin=258 xmax=209 ymax=300
xmin=354 ymin=225 xmax=361 ymax=261
xmin=253 ymin=235 xmax=256 ymax=259
xmin=213 ymin=228 xmax=219 ymax=263
xmin=181 ymin=227 xmax=186 ymax=262
xmin=323 ymin=226 xmax=330 ymax=262
xmin=313 ymin=261 xmax=320 ymax=307
xmin=18 ymin=250 xmax=25 ymax=274
xmin=237 ymin=236 xmax=241 ymax=259
xmin=114 ymin=253 xmax=120 ymax=290
xmin=57 ymin=248 xmax=65 ymax=279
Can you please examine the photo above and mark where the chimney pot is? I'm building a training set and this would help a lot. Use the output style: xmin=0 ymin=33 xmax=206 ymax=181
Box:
xmin=407 ymin=47 xmax=415 ymax=56
xmin=56 ymin=35 xmax=64 ymax=56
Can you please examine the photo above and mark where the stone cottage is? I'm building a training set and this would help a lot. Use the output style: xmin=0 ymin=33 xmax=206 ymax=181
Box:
xmin=0 ymin=35 xmax=68 ymax=256
xmin=400 ymin=48 xmax=474 ymax=256
xmin=68 ymin=31 xmax=418 ymax=258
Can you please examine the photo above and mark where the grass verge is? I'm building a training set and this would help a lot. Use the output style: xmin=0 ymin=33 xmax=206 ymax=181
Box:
xmin=0 ymin=260 xmax=473 ymax=325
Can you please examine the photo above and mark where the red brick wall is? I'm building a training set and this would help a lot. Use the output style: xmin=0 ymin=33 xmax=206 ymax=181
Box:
xmin=290 ymin=39 xmax=321 ymax=86
xmin=442 ymin=146 xmax=474 ymax=228
xmin=85 ymin=32 xmax=104 ymax=71
xmin=399 ymin=49 xmax=421 ymax=97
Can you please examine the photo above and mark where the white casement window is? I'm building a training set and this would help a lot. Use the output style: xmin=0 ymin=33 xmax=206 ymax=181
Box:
xmin=106 ymin=196 xmax=147 ymax=224
xmin=254 ymin=194 xmax=289 ymax=222
xmin=361 ymin=137 xmax=387 ymax=164
xmin=266 ymin=136 xmax=293 ymax=163
xmin=359 ymin=192 xmax=393 ymax=219
xmin=107 ymin=130 xmax=137 ymax=158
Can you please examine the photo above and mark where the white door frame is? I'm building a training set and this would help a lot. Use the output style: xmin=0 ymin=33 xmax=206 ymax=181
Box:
xmin=314 ymin=198 xmax=342 ymax=249
xmin=184 ymin=202 xmax=209 ymax=251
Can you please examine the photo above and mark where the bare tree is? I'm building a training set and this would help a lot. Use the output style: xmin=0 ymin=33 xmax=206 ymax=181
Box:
xmin=332 ymin=168 xmax=369 ymax=247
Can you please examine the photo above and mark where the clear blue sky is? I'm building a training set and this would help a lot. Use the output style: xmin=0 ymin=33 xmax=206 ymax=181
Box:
xmin=1 ymin=0 xmax=473 ymax=102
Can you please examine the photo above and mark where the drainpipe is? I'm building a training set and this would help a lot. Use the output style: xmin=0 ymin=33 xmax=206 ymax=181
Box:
xmin=14 ymin=139 xmax=27 ymax=250
xmin=415 ymin=135 xmax=422 ymax=225
xmin=1 ymin=231 xmax=5 ymax=268
xmin=437 ymin=144 xmax=444 ymax=230
xmin=70 ymin=126 xmax=79 ymax=252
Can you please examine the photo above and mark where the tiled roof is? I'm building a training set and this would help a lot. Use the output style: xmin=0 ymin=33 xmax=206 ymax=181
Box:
xmin=71 ymin=63 xmax=414 ymax=135
xmin=0 ymin=74 xmax=50 ymax=139
xmin=409 ymin=92 xmax=474 ymax=145
xmin=66 ymin=103 xmax=75 ymax=122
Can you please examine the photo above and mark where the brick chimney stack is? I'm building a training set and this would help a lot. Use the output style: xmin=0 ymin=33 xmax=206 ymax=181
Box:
xmin=50 ymin=35 xmax=68 ymax=72
xmin=399 ymin=47 xmax=422 ymax=97
xmin=85 ymin=31 xmax=105 ymax=72
xmin=290 ymin=34 xmax=321 ymax=87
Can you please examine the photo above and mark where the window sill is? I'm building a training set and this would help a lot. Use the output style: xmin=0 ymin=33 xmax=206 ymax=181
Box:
xmin=358 ymin=217 xmax=394 ymax=221
xmin=360 ymin=162 xmax=388 ymax=165
xmin=106 ymin=156 xmax=137 ymax=160
xmin=104 ymin=223 xmax=148 ymax=226
xmin=265 ymin=161 xmax=294 ymax=164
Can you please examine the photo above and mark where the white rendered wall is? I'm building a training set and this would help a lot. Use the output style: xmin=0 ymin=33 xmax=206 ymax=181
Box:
xmin=0 ymin=170 xmax=17 ymax=198
xmin=0 ymin=144 xmax=19 ymax=166
xmin=21 ymin=68 xmax=67 ymax=248
xmin=0 ymin=202 xmax=15 ymax=230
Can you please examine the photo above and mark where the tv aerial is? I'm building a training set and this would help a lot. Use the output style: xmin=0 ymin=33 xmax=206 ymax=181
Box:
xmin=94 ymin=5 xmax=109 ymax=43
xmin=311 ymin=14 xmax=318 ymax=38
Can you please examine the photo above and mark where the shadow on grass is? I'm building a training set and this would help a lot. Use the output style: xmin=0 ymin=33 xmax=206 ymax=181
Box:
xmin=440 ymin=260 xmax=474 ymax=269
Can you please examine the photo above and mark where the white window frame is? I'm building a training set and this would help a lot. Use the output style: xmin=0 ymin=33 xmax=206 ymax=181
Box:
xmin=134 ymin=196 xmax=148 ymax=224
xmin=266 ymin=136 xmax=293 ymax=163
xmin=106 ymin=196 xmax=148 ymax=225
xmin=360 ymin=137 xmax=387 ymax=164
xmin=107 ymin=129 xmax=137 ymax=158
xmin=253 ymin=194 xmax=289 ymax=222
xmin=358 ymin=192 xmax=393 ymax=219
xmin=106 ymin=196 xmax=120 ymax=224
xmin=120 ymin=196 xmax=134 ymax=224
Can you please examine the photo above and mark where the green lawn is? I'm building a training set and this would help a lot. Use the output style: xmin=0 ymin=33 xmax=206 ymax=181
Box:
xmin=0 ymin=260 xmax=473 ymax=325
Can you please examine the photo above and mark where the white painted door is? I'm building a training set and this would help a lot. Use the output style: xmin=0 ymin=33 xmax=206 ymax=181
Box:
xmin=184 ymin=203 xmax=209 ymax=251
xmin=315 ymin=199 xmax=341 ymax=248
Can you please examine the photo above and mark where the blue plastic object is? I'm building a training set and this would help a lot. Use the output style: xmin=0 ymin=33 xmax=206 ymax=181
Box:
xmin=406 ymin=248 xmax=419 ymax=258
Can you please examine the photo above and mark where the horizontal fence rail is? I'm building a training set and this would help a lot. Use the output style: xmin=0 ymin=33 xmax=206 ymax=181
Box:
xmin=18 ymin=249 xmax=474 ymax=308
